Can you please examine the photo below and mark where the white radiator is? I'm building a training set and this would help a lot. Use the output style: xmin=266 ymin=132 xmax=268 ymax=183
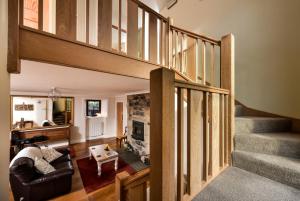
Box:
xmin=86 ymin=117 xmax=105 ymax=140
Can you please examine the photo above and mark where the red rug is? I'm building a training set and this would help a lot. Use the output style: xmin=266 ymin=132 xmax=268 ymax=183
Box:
xmin=76 ymin=157 xmax=136 ymax=193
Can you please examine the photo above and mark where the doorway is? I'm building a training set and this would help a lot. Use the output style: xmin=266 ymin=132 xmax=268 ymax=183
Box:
xmin=117 ymin=102 xmax=123 ymax=137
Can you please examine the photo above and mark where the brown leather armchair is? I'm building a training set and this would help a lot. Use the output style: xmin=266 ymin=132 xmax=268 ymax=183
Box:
xmin=10 ymin=148 xmax=74 ymax=201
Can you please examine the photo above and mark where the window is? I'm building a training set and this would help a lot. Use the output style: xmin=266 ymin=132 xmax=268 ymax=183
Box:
xmin=86 ymin=100 xmax=101 ymax=117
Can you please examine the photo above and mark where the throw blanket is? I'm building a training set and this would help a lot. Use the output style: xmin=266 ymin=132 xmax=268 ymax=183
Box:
xmin=10 ymin=147 xmax=43 ymax=167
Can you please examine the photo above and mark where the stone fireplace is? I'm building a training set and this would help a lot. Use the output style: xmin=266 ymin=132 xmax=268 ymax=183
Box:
xmin=127 ymin=93 xmax=150 ymax=157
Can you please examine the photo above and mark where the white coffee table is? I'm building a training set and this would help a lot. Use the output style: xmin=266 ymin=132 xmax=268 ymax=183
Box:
xmin=89 ymin=144 xmax=119 ymax=176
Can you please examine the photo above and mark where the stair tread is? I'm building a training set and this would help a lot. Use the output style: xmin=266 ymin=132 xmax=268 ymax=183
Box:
xmin=236 ymin=132 xmax=300 ymax=141
xmin=236 ymin=116 xmax=290 ymax=121
xmin=233 ymin=150 xmax=300 ymax=189
xmin=234 ymin=150 xmax=300 ymax=173
xmin=193 ymin=167 xmax=300 ymax=201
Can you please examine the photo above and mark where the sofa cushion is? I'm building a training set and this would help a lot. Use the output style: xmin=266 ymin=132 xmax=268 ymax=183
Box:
xmin=50 ymin=154 xmax=71 ymax=167
xmin=34 ymin=157 xmax=56 ymax=174
xmin=10 ymin=147 xmax=42 ymax=168
xmin=52 ymin=161 xmax=74 ymax=173
xmin=41 ymin=147 xmax=63 ymax=163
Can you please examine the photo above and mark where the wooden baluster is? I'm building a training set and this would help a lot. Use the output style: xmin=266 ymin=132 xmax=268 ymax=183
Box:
xmin=56 ymin=0 xmax=76 ymax=41
xmin=221 ymin=34 xmax=235 ymax=164
xmin=150 ymin=68 xmax=175 ymax=201
xmin=142 ymin=9 xmax=145 ymax=60
xmin=174 ymin=31 xmax=178 ymax=69
xmin=127 ymin=0 xmax=138 ymax=57
xmin=180 ymin=33 xmax=184 ymax=73
xmin=149 ymin=13 xmax=157 ymax=63
xmin=160 ymin=20 xmax=164 ymax=65
xmin=118 ymin=0 xmax=122 ymax=52
xmin=203 ymin=92 xmax=209 ymax=181
xmin=177 ymin=87 xmax=184 ymax=201
xmin=167 ymin=18 xmax=173 ymax=68
xmin=196 ymin=39 xmax=200 ymax=83
xmin=208 ymin=93 xmax=213 ymax=177
xmin=19 ymin=0 xmax=24 ymax=26
xmin=202 ymin=41 xmax=206 ymax=85
xmin=86 ymin=0 xmax=89 ymax=44
xmin=98 ymin=0 xmax=112 ymax=49
xmin=210 ymin=44 xmax=215 ymax=86
xmin=187 ymin=89 xmax=204 ymax=196
xmin=38 ymin=0 xmax=43 ymax=31
xmin=224 ymin=94 xmax=229 ymax=164
xmin=219 ymin=94 xmax=224 ymax=167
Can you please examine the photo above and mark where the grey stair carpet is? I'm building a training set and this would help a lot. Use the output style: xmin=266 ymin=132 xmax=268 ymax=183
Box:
xmin=192 ymin=167 xmax=300 ymax=201
xmin=233 ymin=150 xmax=300 ymax=189
xmin=235 ymin=116 xmax=292 ymax=133
xmin=235 ymin=133 xmax=300 ymax=158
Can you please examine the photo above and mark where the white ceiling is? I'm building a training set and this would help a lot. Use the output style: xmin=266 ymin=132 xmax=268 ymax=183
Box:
xmin=11 ymin=60 xmax=149 ymax=97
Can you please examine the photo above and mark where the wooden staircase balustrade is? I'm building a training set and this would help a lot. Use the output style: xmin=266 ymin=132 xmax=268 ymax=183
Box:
xmin=150 ymin=35 xmax=234 ymax=200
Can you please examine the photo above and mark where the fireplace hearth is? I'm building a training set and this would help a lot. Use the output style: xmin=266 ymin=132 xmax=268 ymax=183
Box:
xmin=132 ymin=120 xmax=144 ymax=141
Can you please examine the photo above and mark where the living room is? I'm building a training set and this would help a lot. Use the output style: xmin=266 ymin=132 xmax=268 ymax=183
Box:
xmin=9 ymin=60 xmax=151 ymax=201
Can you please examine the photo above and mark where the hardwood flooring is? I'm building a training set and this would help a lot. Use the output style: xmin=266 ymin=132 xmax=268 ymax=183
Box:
xmin=10 ymin=137 xmax=121 ymax=201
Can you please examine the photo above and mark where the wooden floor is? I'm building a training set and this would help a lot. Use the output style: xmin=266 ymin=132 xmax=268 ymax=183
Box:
xmin=10 ymin=137 xmax=120 ymax=201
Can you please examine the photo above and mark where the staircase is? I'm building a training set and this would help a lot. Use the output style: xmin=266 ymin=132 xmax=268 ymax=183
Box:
xmin=233 ymin=104 xmax=300 ymax=189
xmin=193 ymin=104 xmax=300 ymax=201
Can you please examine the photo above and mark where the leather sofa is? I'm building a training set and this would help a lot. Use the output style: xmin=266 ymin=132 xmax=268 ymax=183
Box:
xmin=10 ymin=147 xmax=74 ymax=201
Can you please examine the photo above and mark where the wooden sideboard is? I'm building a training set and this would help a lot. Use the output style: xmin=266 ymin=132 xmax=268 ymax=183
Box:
xmin=13 ymin=125 xmax=71 ymax=143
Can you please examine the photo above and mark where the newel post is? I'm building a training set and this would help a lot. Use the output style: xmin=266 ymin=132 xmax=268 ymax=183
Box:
xmin=150 ymin=68 xmax=175 ymax=201
xmin=221 ymin=34 xmax=235 ymax=163
xmin=7 ymin=0 xmax=21 ymax=73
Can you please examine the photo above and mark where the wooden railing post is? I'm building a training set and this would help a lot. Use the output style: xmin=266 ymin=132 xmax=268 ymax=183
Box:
xmin=150 ymin=68 xmax=175 ymax=201
xmin=116 ymin=171 xmax=130 ymax=201
xmin=221 ymin=34 xmax=235 ymax=163
xmin=7 ymin=0 xmax=20 ymax=73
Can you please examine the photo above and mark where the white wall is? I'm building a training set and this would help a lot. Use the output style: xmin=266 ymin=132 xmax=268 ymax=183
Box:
xmin=12 ymin=97 xmax=50 ymax=127
xmin=0 ymin=0 xmax=9 ymax=200
xmin=162 ymin=0 xmax=300 ymax=119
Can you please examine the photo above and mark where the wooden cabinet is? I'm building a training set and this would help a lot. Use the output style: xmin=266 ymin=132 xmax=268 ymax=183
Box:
xmin=16 ymin=126 xmax=71 ymax=143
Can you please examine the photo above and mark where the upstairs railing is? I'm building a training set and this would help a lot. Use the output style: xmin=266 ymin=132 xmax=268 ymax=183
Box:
xmin=11 ymin=0 xmax=226 ymax=89
xmin=14 ymin=0 xmax=169 ymax=67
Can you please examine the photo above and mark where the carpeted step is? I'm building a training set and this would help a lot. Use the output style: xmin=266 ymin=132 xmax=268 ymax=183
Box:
xmin=235 ymin=105 xmax=244 ymax=116
xmin=235 ymin=117 xmax=292 ymax=133
xmin=233 ymin=150 xmax=300 ymax=189
xmin=235 ymin=133 xmax=300 ymax=159
xmin=192 ymin=167 xmax=300 ymax=201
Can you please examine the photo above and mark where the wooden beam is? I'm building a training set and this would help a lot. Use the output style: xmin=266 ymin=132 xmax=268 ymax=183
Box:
xmin=56 ymin=0 xmax=76 ymax=41
xmin=127 ymin=0 xmax=138 ymax=57
xmin=177 ymin=87 xmax=184 ymax=201
xmin=149 ymin=13 xmax=157 ymax=63
xmin=221 ymin=34 xmax=235 ymax=164
xmin=150 ymin=68 xmax=175 ymax=201
xmin=19 ymin=27 xmax=161 ymax=79
xmin=118 ymin=0 xmax=122 ymax=51
xmin=7 ymin=0 xmax=20 ymax=73
xmin=98 ymin=0 xmax=112 ymax=49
